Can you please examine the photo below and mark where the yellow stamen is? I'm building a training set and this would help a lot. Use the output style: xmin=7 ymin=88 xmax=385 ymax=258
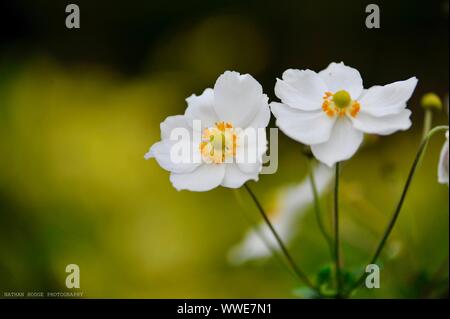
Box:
xmin=321 ymin=91 xmax=361 ymax=118
xmin=200 ymin=121 xmax=239 ymax=164
xmin=350 ymin=101 xmax=361 ymax=118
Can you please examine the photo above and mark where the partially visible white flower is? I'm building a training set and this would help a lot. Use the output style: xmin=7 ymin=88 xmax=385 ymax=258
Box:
xmin=145 ymin=71 xmax=270 ymax=191
xmin=438 ymin=131 xmax=449 ymax=185
xmin=228 ymin=164 xmax=333 ymax=264
xmin=271 ymin=62 xmax=418 ymax=167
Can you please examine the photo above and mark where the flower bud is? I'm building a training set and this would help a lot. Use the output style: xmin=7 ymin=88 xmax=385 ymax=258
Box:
xmin=421 ymin=93 xmax=442 ymax=111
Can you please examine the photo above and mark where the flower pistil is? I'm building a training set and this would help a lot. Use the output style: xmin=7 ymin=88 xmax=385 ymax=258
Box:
xmin=322 ymin=90 xmax=361 ymax=118
xmin=200 ymin=121 xmax=239 ymax=163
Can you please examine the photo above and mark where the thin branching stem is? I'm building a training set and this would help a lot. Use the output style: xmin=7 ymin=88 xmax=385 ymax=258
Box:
xmin=333 ymin=162 xmax=343 ymax=295
xmin=306 ymin=159 xmax=333 ymax=257
xmin=345 ymin=125 xmax=449 ymax=296
xmin=422 ymin=109 xmax=433 ymax=141
xmin=243 ymin=183 xmax=318 ymax=292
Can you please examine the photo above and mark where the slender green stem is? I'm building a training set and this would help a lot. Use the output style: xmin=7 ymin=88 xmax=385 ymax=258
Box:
xmin=333 ymin=162 xmax=342 ymax=295
xmin=422 ymin=109 xmax=433 ymax=141
xmin=243 ymin=183 xmax=318 ymax=292
xmin=233 ymin=189 xmax=307 ymax=285
xmin=345 ymin=125 xmax=449 ymax=296
xmin=306 ymin=159 xmax=333 ymax=255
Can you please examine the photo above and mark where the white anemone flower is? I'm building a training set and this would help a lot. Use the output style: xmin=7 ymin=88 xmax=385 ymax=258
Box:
xmin=228 ymin=164 xmax=333 ymax=264
xmin=438 ymin=131 xmax=449 ymax=185
xmin=271 ymin=62 xmax=418 ymax=167
xmin=145 ymin=71 xmax=270 ymax=191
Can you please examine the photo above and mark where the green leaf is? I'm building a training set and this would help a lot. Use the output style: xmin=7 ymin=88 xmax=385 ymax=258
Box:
xmin=316 ymin=264 xmax=333 ymax=286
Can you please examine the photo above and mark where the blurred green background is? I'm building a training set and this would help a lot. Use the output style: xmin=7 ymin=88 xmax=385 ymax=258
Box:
xmin=0 ymin=0 xmax=448 ymax=298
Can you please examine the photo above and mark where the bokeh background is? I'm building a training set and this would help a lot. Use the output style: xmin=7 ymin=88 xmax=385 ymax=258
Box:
xmin=0 ymin=0 xmax=448 ymax=298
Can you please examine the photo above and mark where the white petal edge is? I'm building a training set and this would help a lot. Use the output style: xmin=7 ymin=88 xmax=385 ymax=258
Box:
xmin=185 ymin=88 xmax=218 ymax=129
xmin=311 ymin=118 xmax=364 ymax=167
xmin=170 ymin=164 xmax=225 ymax=191
xmin=145 ymin=139 xmax=200 ymax=174
xmin=318 ymin=62 xmax=364 ymax=99
xmin=221 ymin=163 xmax=259 ymax=188
xmin=438 ymin=132 xmax=449 ymax=185
xmin=245 ymin=95 xmax=271 ymax=129
xmin=227 ymin=163 xmax=334 ymax=263
xmin=270 ymin=102 xmax=336 ymax=145
xmin=213 ymin=71 xmax=264 ymax=128
xmin=274 ymin=69 xmax=327 ymax=111
xmin=359 ymin=77 xmax=418 ymax=116
xmin=235 ymin=127 xmax=267 ymax=174
xmin=159 ymin=115 xmax=191 ymax=140
xmin=351 ymin=109 xmax=412 ymax=135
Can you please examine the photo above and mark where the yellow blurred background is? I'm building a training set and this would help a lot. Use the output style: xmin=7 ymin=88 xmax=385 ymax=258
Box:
xmin=0 ymin=0 xmax=448 ymax=298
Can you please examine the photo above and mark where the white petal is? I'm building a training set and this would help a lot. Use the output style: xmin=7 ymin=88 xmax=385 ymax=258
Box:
xmin=228 ymin=163 xmax=334 ymax=263
xmin=274 ymin=69 xmax=327 ymax=111
xmin=228 ymin=228 xmax=274 ymax=263
xmin=276 ymin=164 xmax=334 ymax=221
xmin=144 ymin=140 xmax=200 ymax=173
xmin=351 ymin=109 xmax=412 ymax=135
xmin=236 ymin=128 xmax=267 ymax=174
xmin=438 ymin=133 xmax=449 ymax=185
xmin=237 ymin=161 xmax=262 ymax=175
xmin=270 ymin=102 xmax=336 ymax=145
xmin=245 ymin=95 xmax=271 ymax=128
xmin=221 ymin=163 xmax=259 ymax=188
xmin=319 ymin=62 xmax=364 ymax=99
xmin=213 ymin=71 xmax=265 ymax=128
xmin=159 ymin=115 xmax=191 ymax=140
xmin=170 ymin=164 xmax=225 ymax=191
xmin=359 ymin=77 xmax=418 ymax=116
xmin=311 ymin=118 xmax=364 ymax=167
xmin=185 ymin=88 xmax=218 ymax=128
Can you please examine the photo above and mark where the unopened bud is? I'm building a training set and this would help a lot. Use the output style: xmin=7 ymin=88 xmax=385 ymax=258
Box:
xmin=421 ymin=93 xmax=442 ymax=111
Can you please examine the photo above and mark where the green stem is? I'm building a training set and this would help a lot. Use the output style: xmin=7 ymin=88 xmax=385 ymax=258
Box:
xmin=345 ymin=125 xmax=449 ymax=296
xmin=333 ymin=162 xmax=342 ymax=295
xmin=232 ymin=189 xmax=288 ymax=270
xmin=306 ymin=159 xmax=333 ymax=256
xmin=422 ymin=109 xmax=433 ymax=141
xmin=243 ymin=183 xmax=318 ymax=292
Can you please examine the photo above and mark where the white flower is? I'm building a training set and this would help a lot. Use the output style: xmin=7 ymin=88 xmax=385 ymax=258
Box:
xmin=228 ymin=164 xmax=333 ymax=263
xmin=438 ymin=131 xmax=449 ymax=185
xmin=145 ymin=71 xmax=270 ymax=191
xmin=270 ymin=62 xmax=418 ymax=167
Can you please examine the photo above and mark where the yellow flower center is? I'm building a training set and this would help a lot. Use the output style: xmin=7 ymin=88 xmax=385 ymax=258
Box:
xmin=199 ymin=122 xmax=238 ymax=164
xmin=333 ymin=90 xmax=351 ymax=108
xmin=322 ymin=90 xmax=360 ymax=118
